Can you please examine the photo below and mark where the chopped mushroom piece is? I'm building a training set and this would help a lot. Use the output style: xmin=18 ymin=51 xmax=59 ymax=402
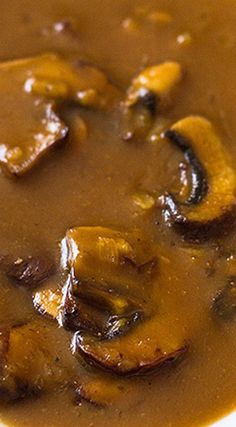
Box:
xmin=60 ymin=226 xmax=184 ymax=377
xmin=73 ymin=316 xmax=188 ymax=376
xmin=18 ymin=53 xmax=118 ymax=109
xmin=126 ymin=62 xmax=183 ymax=110
xmin=122 ymin=62 xmax=182 ymax=142
xmin=73 ymin=279 xmax=142 ymax=316
xmin=33 ymin=288 xmax=63 ymax=319
xmin=0 ymin=97 xmax=68 ymax=177
xmin=60 ymin=275 xmax=144 ymax=339
xmin=6 ymin=256 xmax=55 ymax=289
xmin=0 ymin=53 xmax=120 ymax=176
xmin=212 ymin=278 xmax=236 ymax=321
xmin=132 ymin=191 xmax=155 ymax=210
xmin=161 ymin=116 xmax=236 ymax=239
xmin=60 ymin=276 xmax=112 ymax=335
xmin=60 ymin=227 xmax=156 ymax=340
xmin=0 ymin=320 xmax=75 ymax=401
xmin=62 ymin=226 xmax=157 ymax=290
xmin=74 ymin=374 xmax=128 ymax=408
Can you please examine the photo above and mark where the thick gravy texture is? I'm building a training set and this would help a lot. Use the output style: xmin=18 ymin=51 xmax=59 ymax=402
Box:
xmin=0 ymin=1 xmax=236 ymax=426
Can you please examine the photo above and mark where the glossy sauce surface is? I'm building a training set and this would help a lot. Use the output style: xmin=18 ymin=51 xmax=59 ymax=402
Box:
xmin=0 ymin=1 xmax=236 ymax=426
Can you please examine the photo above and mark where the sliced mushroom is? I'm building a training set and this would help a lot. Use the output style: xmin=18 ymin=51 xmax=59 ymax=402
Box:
xmin=0 ymin=53 xmax=120 ymax=176
xmin=74 ymin=374 xmax=128 ymax=408
xmin=60 ymin=227 xmax=156 ymax=341
xmin=3 ymin=53 xmax=118 ymax=110
xmin=61 ymin=226 xmax=187 ymax=375
xmin=73 ymin=279 xmax=142 ymax=316
xmin=0 ymin=320 xmax=75 ymax=401
xmin=72 ymin=316 xmax=188 ymax=376
xmin=126 ymin=62 xmax=183 ymax=110
xmin=60 ymin=276 xmax=111 ymax=335
xmin=62 ymin=226 xmax=157 ymax=291
xmin=60 ymin=275 xmax=143 ymax=339
xmin=161 ymin=116 xmax=236 ymax=239
xmin=0 ymin=98 xmax=68 ymax=177
xmin=6 ymin=256 xmax=55 ymax=289
xmin=24 ymin=54 xmax=119 ymax=110
xmin=212 ymin=278 xmax=236 ymax=321
xmin=122 ymin=62 xmax=182 ymax=141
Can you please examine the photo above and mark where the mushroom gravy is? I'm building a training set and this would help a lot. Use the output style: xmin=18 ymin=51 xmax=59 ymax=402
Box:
xmin=0 ymin=1 xmax=236 ymax=426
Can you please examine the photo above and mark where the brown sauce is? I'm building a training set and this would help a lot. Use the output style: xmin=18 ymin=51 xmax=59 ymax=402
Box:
xmin=0 ymin=1 xmax=236 ymax=426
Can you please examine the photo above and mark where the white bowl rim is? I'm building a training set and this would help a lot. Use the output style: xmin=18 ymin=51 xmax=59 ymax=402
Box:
xmin=211 ymin=411 xmax=236 ymax=426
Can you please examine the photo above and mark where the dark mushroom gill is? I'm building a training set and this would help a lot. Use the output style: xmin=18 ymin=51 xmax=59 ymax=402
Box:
xmin=161 ymin=116 xmax=236 ymax=240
